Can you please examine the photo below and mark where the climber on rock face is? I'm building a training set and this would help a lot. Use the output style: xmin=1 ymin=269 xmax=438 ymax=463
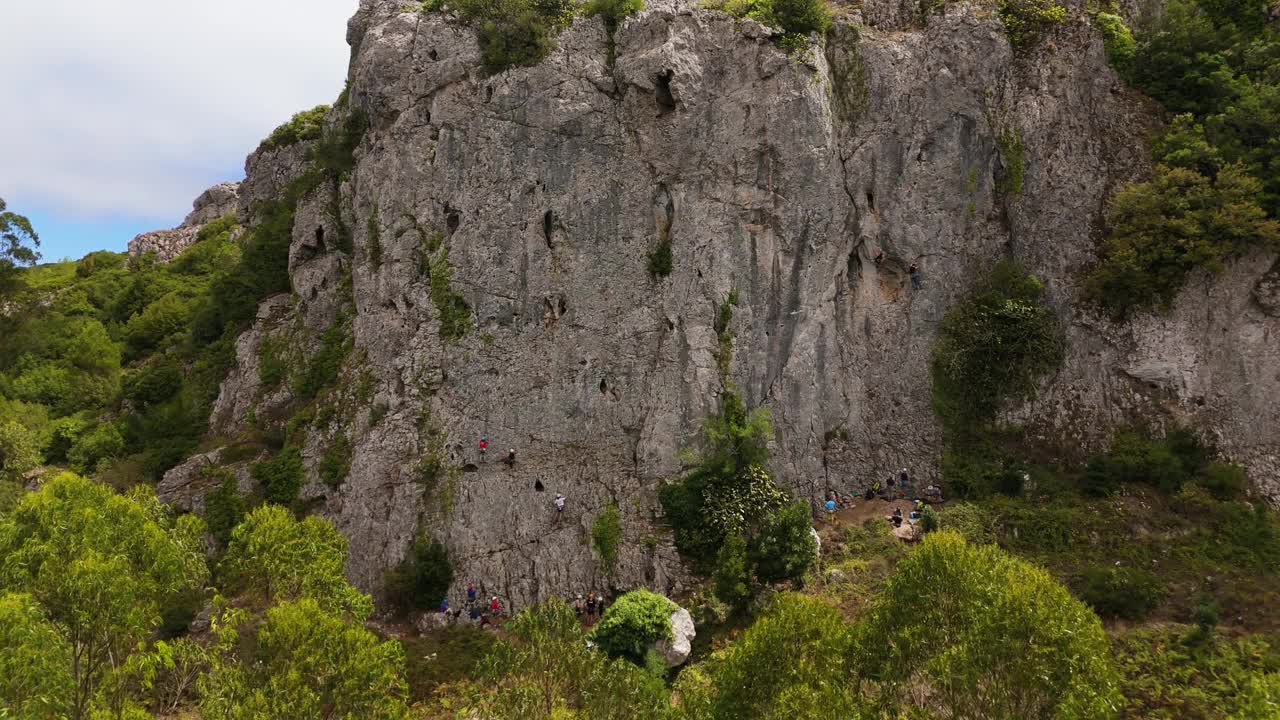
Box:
xmin=554 ymin=493 xmax=566 ymax=522
xmin=505 ymin=448 xmax=516 ymax=467
xmin=479 ymin=436 xmax=488 ymax=462
xmin=909 ymin=263 xmax=923 ymax=290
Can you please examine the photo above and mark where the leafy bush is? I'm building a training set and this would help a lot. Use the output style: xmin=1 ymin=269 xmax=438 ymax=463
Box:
xmin=851 ymin=532 xmax=1122 ymax=718
xmin=260 ymin=105 xmax=329 ymax=151
xmin=1094 ymin=12 xmax=1135 ymax=69
xmin=0 ymin=419 xmax=41 ymax=482
xmin=1086 ymin=164 xmax=1279 ymax=317
xmin=930 ymin=261 xmax=1063 ymax=436
xmin=681 ymin=593 xmax=860 ymax=718
xmin=468 ymin=601 xmax=670 ymax=717
xmin=997 ymin=0 xmax=1068 ymax=51
xmin=591 ymin=502 xmax=622 ymax=574
xmin=294 ymin=320 xmax=352 ymax=402
xmin=713 ymin=0 xmax=831 ymax=48
xmin=1198 ymin=462 xmax=1247 ymax=500
xmin=222 ymin=505 xmax=372 ymax=616
xmin=1082 ymin=430 xmax=1207 ymax=496
xmin=591 ymin=589 xmax=674 ymax=665
xmin=1077 ymin=566 xmax=1166 ymax=620
xmin=66 ymin=421 xmax=124 ymax=474
xmin=427 ymin=246 xmax=472 ymax=341
xmin=448 ymin=0 xmax=577 ymax=75
xmin=204 ymin=469 xmax=246 ymax=546
xmin=748 ymin=500 xmax=817 ymax=584
xmin=939 ymin=502 xmax=995 ymax=544
xmin=251 ymin=447 xmax=304 ymax=506
xmin=712 ymin=530 xmax=753 ymax=611
xmin=123 ymin=360 xmax=183 ymax=407
xmin=384 ymin=535 xmax=454 ymax=614
xmin=996 ymin=128 xmax=1025 ymax=195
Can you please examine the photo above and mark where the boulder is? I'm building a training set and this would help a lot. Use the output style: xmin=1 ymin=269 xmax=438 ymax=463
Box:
xmin=653 ymin=606 xmax=696 ymax=667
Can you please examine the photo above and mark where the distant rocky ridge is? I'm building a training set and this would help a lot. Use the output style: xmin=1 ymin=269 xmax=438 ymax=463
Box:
xmin=153 ymin=0 xmax=1278 ymax=609
xmin=126 ymin=181 xmax=241 ymax=262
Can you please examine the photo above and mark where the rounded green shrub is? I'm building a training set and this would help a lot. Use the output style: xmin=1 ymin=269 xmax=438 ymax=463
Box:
xmin=591 ymin=589 xmax=674 ymax=665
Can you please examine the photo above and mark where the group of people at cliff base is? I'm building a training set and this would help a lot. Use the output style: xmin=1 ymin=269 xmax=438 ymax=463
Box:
xmin=820 ymin=468 xmax=944 ymax=523
xmin=438 ymin=582 xmax=609 ymax=628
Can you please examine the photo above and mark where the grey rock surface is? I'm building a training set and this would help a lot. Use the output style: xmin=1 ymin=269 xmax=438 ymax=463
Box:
xmin=191 ymin=0 xmax=1279 ymax=608
xmin=127 ymin=181 xmax=242 ymax=262
xmin=655 ymin=606 xmax=696 ymax=666
xmin=183 ymin=181 xmax=241 ymax=226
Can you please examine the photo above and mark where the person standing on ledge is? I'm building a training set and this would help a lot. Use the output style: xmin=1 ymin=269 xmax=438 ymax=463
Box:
xmin=909 ymin=263 xmax=923 ymax=290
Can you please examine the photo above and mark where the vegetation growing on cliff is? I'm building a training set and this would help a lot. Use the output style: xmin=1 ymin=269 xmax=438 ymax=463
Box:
xmin=1090 ymin=0 xmax=1280 ymax=317
xmin=710 ymin=0 xmax=832 ymax=49
xmin=998 ymin=0 xmax=1068 ymax=51
xmin=258 ymin=105 xmax=329 ymax=151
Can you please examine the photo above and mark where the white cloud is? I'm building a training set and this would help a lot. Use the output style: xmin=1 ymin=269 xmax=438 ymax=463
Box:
xmin=0 ymin=0 xmax=357 ymax=221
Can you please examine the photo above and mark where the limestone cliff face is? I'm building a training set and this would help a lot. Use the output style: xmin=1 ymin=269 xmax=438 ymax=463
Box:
xmin=169 ymin=0 xmax=1279 ymax=607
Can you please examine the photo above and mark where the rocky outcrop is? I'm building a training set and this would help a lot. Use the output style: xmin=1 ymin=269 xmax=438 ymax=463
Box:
xmin=127 ymin=181 xmax=242 ymax=262
xmin=189 ymin=0 xmax=1279 ymax=608
xmin=157 ymin=447 xmax=258 ymax=513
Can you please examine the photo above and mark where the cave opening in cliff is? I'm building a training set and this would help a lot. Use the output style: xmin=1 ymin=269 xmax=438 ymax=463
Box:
xmin=315 ymin=226 xmax=325 ymax=249
xmin=534 ymin=480 xmax=545 ymax=492
xmin=655 ymin=70 xmax=676 ymax=114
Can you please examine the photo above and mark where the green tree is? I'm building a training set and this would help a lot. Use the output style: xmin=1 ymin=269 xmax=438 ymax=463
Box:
xmin=220 ymin=504 xmax=373 ymax=618
xmin=591 ymin=589 xmax=674 ymax=665
xmin=850 ymin=531 xmax=1122 ymax=719
xmin=468 ymin=600 xmax=672 ymax=719
xmin=250 ymin=447 xmax=304 ymax=506
xmin=680 ymin=593 xmax=861 ymax=720
xmin=0 ymin=197 xmax=40 ymax=293
xmin=1232 ymin=672 xmax=1280 ymax=720
xmin=0 ymin=592 xmax=74 ymax=719
xmin=748 ymin=500 xmax=817 ymax=585
xmin=203 ymin=469 xmax=246 ymax=546
xmin=0 ymin=473 xmax=207 ymax=720
xmin=199 ymin=598 xmax=410 ymax=720
xmin=1086 ymin=164 xmax=1280 ymax=317
xmin=931 ymin=261 xmax=1063 ymax=434
xmin=0 ymin=419 xmax=41 ymax=482
xmin=711 ymin=530 xmax=752 ymax=611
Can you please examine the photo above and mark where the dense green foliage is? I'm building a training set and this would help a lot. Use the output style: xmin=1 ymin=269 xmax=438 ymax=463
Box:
xmin=204 ymin=466 xmax=247 ymax=545
xmin=677 ymin=594 xmax=861 ymax=719
xmin=462 ymin=601 xmax=672 ymax=719
xmin=438 ymin=0 xmax=577 ymax=75
xmin=1089 ymin=0 xmax=1280 ymax=316
xmin=1081 ymin=428 xmax=1228 ymax=497
xmin=711 ymin=530 xmax=752 ymax=611
xmin=258 ymin=105 xmax=329 ymax=151
xmin=712 ymin=0 xmax=832 ymax=49
xmin=0 ymin=196 xmax=40 ymax=292
xmin=0 ymin=592 xmax=73 ymax=718
xmin=250 ymin=446 xmax=304 ymax=506
xmin=220 ymin=504 xmax=373 ymax=617
xmin=746 ymin=500 xmax=817 ymax=585
xmin=200 ymin=598 xmax=410 ymax=720
xmin=318 ymin=431 xmax=352 ymax=488
xmin=931 ymin=261 xmax=1063 ymax=437
xmin=591 ymin=589 xmax=674 ymax=664
xmin=591 ymin=502 xmax=622 ymax=574
xmin=1094 ymin=12 xmax=1136 ymax=69
xmin=1077 ymin=565 xmax=1166 ymax=621
xmin=852 ymin=531 xmax=1122 ymax=718
xmin=997 ymin=0 xmax=1067 ymax=51
xmin=384 ymin=534 xmax=454 ymax=613
xmin=0 ymin=473 xmax=207 ymax=719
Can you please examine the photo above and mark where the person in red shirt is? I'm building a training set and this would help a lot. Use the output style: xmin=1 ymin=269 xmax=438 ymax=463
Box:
xmin=479 ymin=435 xmax=488 ymax=462
xmin=489 ymin=596 xmax=500 ymax=616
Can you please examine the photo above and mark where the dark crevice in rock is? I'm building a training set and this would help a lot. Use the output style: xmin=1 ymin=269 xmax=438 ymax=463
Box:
xmin=534 ymin=480 xmax=545 ymax=492
xmin=543 ymin=209 xmax=555 ymax=249
xmin=445 ymin=205 xmax=460 ymax=235
xmin=655 ymin=70 xmax=676 ymax=114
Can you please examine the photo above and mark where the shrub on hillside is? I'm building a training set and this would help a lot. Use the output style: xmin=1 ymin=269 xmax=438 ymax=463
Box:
xmin=712 ymin=531 xmax=753 ymax=611
xmin=251 ymin=447 xmax=304 ymax=506
xmin=1094 ymin=12 xmax=1135 ymax=69
xmin=591 ymin=589 xmax=674 ymax=665
xmin=748 ymin=500 xmax=817 ymax=585
xmin=1077 ymin=566 xmax=1166 ymax=620
xmin=998 ymin=0 xmax=1068 ymax=51
xmin=259 ymin=105 xmax=329 ymax=151
xmin=1198 ymin=462 xmax=1247 ymax=500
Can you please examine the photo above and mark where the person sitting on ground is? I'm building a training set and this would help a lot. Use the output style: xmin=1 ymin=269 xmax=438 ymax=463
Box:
xmin=489 ymin=596 xmax=501 ymax=616
xmin=574 ymin=595 xmax=584 ymax=617
xmin=439 ymin=596 xmax=449 ymax=614
xmin=864 ymin=486 xmax=875 ymax=501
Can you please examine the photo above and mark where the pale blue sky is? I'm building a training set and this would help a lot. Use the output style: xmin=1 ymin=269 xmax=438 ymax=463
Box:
xmin=0 ymin=0 xmax=358 ymax=261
